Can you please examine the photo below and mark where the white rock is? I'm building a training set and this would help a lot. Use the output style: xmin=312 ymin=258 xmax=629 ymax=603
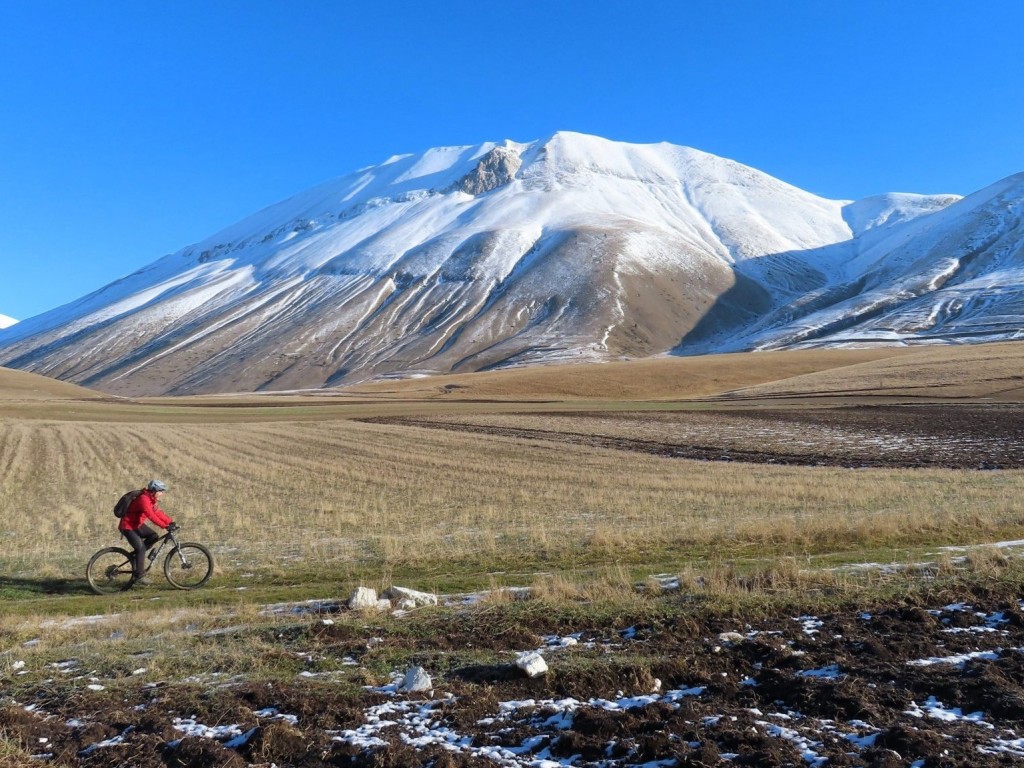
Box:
xmin=400 ymin=666 xmax=432 ymax=692
xmin=516 ymin=651 xmax=548 ymax=678
xmin=384 ymin=586 xmax=438 ymax=606
xmin=348 ymin=587 xmax=378 ymax=610
xmin=718 ymin=631 xmax=745 ymax=644
xmin=396 ymin=598 xmax=417 ymax=610
xmin=376 ymin=599 xmax=393 ymax=612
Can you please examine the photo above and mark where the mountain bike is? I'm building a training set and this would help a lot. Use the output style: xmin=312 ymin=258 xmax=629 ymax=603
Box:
xmin=86 ymin=526 xmax=214 ymax=594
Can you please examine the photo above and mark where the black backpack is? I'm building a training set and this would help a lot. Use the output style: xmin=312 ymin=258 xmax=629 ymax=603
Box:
xmin=113 ymin=489 xmax=143 ymax=518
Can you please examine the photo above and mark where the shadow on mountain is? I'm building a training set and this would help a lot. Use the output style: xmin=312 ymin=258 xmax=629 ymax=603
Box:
xmin=673 ymin=240 xmax=873 ymax=354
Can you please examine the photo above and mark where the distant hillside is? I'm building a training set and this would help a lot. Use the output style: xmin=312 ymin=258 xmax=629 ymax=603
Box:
xmin=711 ymin=341 xmax=1024 ymax=402
xmin=343 ymin=348 xmax=909 ymax=401
xmin=0 ymin=366 xmax=107 ymax=401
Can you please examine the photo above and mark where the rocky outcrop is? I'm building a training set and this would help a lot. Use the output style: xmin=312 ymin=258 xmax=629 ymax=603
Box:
xmin=454 ymin=146 xmax=521 ymax=195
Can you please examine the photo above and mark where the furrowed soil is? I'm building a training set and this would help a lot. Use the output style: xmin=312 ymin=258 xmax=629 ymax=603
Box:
xmin=368 ymin=404 xmax=1024 ymax=469
xmin=5 ymin=590 xmax=1024 ymax=766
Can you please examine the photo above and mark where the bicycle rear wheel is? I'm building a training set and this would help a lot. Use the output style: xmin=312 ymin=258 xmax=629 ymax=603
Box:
xmin=163 ymin=542 xmax=214 ymax=589
xmin=86 ymin=547 xmax=136 ymax=594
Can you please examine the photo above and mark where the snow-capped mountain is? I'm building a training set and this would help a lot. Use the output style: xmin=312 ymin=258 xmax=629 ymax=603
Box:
xmin=0 ymin=314 xmax=16 ymax=329
xmin=0 ymin=131 xmax=1020 ymax=396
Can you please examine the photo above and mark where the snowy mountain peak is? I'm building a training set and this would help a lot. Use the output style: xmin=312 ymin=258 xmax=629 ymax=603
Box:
xmin=1 ymin=133 xmax=1021 ymax=396
xmin=842 ymin=193 xmax=962 ymax=237
xmin=0 ymin=314 xmax=16 ymax=329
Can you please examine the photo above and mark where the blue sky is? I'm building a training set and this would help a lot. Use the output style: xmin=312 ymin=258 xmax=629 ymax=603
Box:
xmin=2 ymin=1 xmax=1023 ymax=321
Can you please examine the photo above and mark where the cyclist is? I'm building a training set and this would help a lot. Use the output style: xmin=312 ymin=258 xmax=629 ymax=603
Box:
xmin=119 ymin=480 xmax=177 ymax=584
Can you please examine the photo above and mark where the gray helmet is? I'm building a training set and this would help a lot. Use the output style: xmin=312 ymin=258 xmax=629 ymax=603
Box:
xmin=147 ymin=480 xmax=168 ymax=492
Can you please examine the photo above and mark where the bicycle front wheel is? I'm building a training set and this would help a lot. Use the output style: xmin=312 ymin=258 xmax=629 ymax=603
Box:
xmin=163 ymin=542 xmax=214 ymax=589
xmin=86 ymin=547 xmax=136 ymax=594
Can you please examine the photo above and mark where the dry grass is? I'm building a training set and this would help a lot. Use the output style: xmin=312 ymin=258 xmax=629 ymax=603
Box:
xmin=337 ymin=347 xmax=908 ymax=401
xmin=0 ymin=736 xmax=36 ymax=768
xmin=0 ymin=414 xmax=1020 ymax=583
xmin=2 ymin=345 xmax=1023 ymax=593
xmin=721 ymin=341 xmax=1024 ymax=402
xmin=0 ymin=367 xmax=108 ymax=402
xmin=3 ymin=342 xmax=1021 ymax=409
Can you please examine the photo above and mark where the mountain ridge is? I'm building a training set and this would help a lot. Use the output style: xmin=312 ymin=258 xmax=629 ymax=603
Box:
xmin=1 ymin=132 xmax=1020 ymax=396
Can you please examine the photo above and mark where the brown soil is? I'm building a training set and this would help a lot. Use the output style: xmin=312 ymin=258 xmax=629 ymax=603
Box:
xmin=368 ymin=404 xmax=1024 ymax=469
xmin=4 ymin=596 xmax=1024 ymax=766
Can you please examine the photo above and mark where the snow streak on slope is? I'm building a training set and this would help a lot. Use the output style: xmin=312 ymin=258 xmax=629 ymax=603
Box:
xmin=1 ymin=132 xmax=1020 ymax=397
xmin=746 ymin=174 xmax=1024 ymax=350
xmin=0 ymin=314 xmax=16 ymax=329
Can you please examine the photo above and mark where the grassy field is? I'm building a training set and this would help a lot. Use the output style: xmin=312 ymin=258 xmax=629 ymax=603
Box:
xmin=2 ymin=343 xmax=1022 ymax=607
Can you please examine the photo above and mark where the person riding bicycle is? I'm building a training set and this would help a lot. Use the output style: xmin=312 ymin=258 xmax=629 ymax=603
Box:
xmin=119 ymin=479 xmax=177 ymax=584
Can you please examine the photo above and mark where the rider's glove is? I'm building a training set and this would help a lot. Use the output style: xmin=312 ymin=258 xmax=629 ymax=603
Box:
xmin=167 ymin=522 xmax=179 ymax=532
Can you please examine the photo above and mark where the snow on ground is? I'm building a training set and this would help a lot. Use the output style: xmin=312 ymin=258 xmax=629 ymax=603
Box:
xmin=0 ymin=313 xmax=16 ymax=329
xmin=10 ymin=588 xmax=1024 ymax=765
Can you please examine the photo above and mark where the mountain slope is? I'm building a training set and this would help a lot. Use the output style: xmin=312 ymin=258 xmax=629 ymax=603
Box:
xmin=0 ymin=365 xmax=106 ymax=401
xmin=739 ymin=174 xmax=1024 ymax=351
xmin=1 ymin=131 xmax=1019 ymax=397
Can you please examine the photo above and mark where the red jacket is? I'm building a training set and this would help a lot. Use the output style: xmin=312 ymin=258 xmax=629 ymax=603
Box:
xmin=118 ymin=489 xmax=174 ymax=532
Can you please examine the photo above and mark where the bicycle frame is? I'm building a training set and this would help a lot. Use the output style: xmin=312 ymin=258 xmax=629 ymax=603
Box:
xmin=141 ymin=530 xmax=179 ymax=573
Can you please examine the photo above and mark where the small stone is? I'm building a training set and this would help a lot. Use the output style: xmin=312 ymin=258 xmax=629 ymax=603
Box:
xmin=348 ymin=587 xmax=378 ymax=610
xmin=383 ymin=586 xmax=438 ymax=607
xmin=400 ymin=666 xmax=432 ymax=692
xmin=516 ymin=651 xmax=548 ymax=678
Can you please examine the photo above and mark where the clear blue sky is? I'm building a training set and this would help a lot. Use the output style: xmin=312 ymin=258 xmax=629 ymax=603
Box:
xmin=2 ymin=0 xmax=1023 ymax=321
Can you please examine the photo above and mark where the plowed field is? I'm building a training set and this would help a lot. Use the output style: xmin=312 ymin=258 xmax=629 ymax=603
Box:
xmin=370 ymin=404 xmax=1024 ymax=469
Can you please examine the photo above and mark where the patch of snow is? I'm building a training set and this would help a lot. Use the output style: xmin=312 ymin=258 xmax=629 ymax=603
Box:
xmin=755 ymin=719 xmax=828 ymax=767
xmin=797 ymin=664 xmax=843 ymax=679
xmin=907 ymin=649 xmax=1002 ymax=667
xmin=78 ymin=726 xmax=134 ymax=756
xmin=795 ymin=616 xmax=823 ymax=636
xmin=980 ymin=736 xmax=1024 ymax=758
xmin=172 ymin=717 xmax=246 ymax=742
xmin=905 ymin=696 xmax=992 ymax=728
